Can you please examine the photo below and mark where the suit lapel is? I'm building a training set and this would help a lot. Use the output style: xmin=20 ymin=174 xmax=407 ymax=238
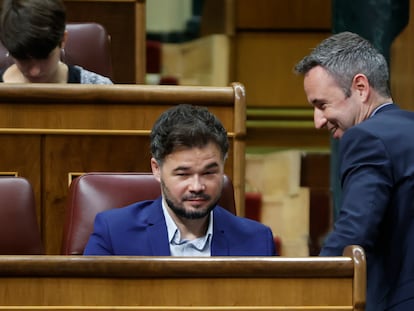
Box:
xmin=211 ymin=208 xmax=230 ymax=256
xmin=142 ymin=202 xmax=232 ymax=256
xmin=145 ymin=198 xmax=171 ymax=256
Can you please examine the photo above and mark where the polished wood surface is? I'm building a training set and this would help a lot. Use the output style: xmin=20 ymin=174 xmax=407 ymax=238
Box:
xmin=200 ymin=0 xmax=333 ymax=151
xmin=64 ymin=0 xmax=146 ymax=83
xmin=0 ymin=83 xmax=245 ymax=254
xmin=0 ymin=245 xmax=365 ymax=310
xmin=236 ymin=0 xmax=331 ymax=30
xmin=236 ymin=32 xmax=330 ymax=108
xmin=390 ymin=0 xmax=414 ymax=111
xmin=300 ymin=153 xmax=331 ymax=255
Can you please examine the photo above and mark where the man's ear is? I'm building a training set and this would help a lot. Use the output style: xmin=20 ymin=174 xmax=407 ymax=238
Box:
xmin=352 ymin=73 xmax=370 ymax=102
xmin=151 ymin=158 xmax=161 ymax=182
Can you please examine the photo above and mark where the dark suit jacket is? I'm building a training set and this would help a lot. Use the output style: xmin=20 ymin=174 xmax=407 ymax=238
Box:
xmin=320 ymin=104 xmax=414 ymax=311
xmin=84 ymin=197 xmax=276 ymax=256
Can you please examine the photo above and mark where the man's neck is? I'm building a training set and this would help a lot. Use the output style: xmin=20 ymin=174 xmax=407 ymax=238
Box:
xmin=362 ymin=92 xmax=393 ymax=121
xmin=168 ymin=208 xmax=210 ymax=241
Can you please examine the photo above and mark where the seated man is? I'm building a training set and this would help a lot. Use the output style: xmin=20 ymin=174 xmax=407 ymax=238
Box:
xmin=84 ymin=104 xmax=277 ymax=256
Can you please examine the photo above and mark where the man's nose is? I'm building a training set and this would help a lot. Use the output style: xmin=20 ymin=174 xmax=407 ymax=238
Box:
xmin=189 ymin=176 xmax=205 ymax=192
xmin=314 ymin=108 xmax=327 ymax=129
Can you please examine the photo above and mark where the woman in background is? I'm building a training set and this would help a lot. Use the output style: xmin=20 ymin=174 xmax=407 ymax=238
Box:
xmin=0 ymin=0 xmax=112 ymax=84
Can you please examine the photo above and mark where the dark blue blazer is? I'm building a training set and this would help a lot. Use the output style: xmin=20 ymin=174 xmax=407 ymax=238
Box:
xmin=320 ymin=104 xmax=414 ymax=311
xmin=84 ymin=197 xmax=276 ymax=256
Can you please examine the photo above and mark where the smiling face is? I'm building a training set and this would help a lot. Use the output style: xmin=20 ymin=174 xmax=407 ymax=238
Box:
xmin=303 ymin=66 xmax=366 ymax=139
xmin=151 ymin=142 xmax=225 ymax=221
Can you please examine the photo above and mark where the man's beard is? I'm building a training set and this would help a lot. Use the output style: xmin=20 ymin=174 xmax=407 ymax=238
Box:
xmin=161 ymin=180 xmax=220 ymax=219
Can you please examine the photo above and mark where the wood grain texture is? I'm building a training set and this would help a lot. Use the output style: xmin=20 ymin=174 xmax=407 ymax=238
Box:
xmin=0 ymin=83 xmax=245 ymax=254
xmin=0 ymin=246 xmax=365 ymax=310
xmin=64 ymin=0 xmax=146 ymax=83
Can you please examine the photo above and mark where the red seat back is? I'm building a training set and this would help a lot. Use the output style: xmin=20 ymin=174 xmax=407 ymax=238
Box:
xmin=61 ymin=172 xmax=236 ymax=255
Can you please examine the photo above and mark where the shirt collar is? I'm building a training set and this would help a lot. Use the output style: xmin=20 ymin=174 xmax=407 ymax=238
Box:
xmin=161 ymin=198 xmax=213 ymax=246
xmin=370 ymin=102 xmax=393 ymax=117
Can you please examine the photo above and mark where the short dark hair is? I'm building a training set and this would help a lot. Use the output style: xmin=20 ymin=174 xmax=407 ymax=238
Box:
xmin=150 ymin=104 xmax=229 ymax=164
xmin=0 ymin=0 xmax=66 ymax=59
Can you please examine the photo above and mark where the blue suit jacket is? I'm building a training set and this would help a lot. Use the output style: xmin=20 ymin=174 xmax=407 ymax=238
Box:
xmin=320 ymin=104 xmax=414 ymax=311
xmin=84 ymin=197 xmax=276 ymax=256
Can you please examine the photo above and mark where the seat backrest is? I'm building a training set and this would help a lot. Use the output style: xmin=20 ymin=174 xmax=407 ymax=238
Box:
xmin=64 ymin=22 xmax=113 ymax=79
xmin=61 ymin=172 xmax=236 ymax=255
xmin=0 ymin=22 xmax=113 ymax=79
xmin=0 ymin=177 xmax=44 ymax=254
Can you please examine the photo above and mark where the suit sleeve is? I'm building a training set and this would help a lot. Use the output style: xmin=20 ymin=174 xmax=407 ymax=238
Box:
xmin=320 ymin=127 xmax=393 ymax=256
xmin=266 ymin=226 xmax=277 ymax=255
xmin=83 ymin=212 xmax=114 ymax=255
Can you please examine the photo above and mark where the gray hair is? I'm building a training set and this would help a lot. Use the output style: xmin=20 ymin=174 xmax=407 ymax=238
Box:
xmin=294 ymin=31 xmax=391 ymax=98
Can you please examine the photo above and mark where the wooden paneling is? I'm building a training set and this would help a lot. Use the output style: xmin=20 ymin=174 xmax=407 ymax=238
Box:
xmin=301 ymin=153 xmax=332 ymax=255
xmin=246 ymin=108 xmax=330 ymax=149
xmin=215 ymin=0 xmax=332 ymax=150
xmin=0 ymin=245 xmax=366 ymax=310
xmin=0 ymin=136 xmax=42 ymax=225
xmin=0 ymin=83 xmax=245 ymax=254
xmin=390 ymin=0 xmax=414 ymax=111
xmin=233 ymin=1 xmax=332 ymax=109
xmin=201 ymin=0 xmax=331 ymax=35
xmin=236 ymin=0 xmax=331 ymax=30
xmin=201 ymin=1 xmax=334 ymax=255
xmin=236 ymin=32 xmax=330 ymax=108
xmin=43 ymin=135 xmax=152 ymax=253
xmin=64 ymin=0 xmax=146 ymax=84
xmin=247 ymin=127 xmax=330 ymax=150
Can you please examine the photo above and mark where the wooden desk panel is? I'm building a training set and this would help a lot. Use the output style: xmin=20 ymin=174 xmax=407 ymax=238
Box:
xmin=236 ymin=0 xmax=331 ymax=30
xmin=0 ymin=278 xmax=352 ymax=308
xmin=0 ymin=83 xmax=245 ymax=254
xmin=0 ymin=136 xmax=42 ymax=225
xmin=0 ymin=246 xmax=366 ymax=310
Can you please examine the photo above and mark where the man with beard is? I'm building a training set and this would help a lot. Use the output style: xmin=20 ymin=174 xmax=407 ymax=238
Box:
xmin=84 ymin=104 xmax=276 ymax=256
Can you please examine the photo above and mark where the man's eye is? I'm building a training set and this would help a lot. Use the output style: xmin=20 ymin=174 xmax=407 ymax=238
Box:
xmin=204 ymin=171 xmax=217 ymax=175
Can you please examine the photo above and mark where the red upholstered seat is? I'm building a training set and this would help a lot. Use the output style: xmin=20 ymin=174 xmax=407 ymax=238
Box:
xmin=61 ymin=172 xmax=236 ymax=255
xmin=64 ymin=22 xmax=113 ymax=79
xmin=0 ymin=177 xmax=44 ymax=254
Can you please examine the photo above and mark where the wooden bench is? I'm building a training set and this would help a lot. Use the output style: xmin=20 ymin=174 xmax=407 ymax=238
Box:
xmin=0 ymin=83 xmax=246 ymax=254
xmin=0 ymin=245 xmax=365 ymax=310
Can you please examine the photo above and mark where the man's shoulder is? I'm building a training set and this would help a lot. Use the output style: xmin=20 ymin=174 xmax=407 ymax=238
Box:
xmin=349 ymin=105 xmax=414 ymax=137
xmin=98 ymin=199 xmax=160 ymax=219
xmin=214 ymin=206 xmax=271 ymax=232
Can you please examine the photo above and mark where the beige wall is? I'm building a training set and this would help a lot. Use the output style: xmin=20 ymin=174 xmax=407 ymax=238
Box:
xmin=146 ymin=0 xmax=192 ymax=33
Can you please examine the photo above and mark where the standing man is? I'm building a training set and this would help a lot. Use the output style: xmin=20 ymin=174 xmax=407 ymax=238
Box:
xmin=84 ymin=104 xmax=276 ymax=256
xmin=295 ymin=31 xmax=414 ymax=311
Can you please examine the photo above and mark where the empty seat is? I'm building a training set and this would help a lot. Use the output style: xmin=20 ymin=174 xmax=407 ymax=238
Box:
xmin=0 ymin=177 xmax=44 ymax=254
